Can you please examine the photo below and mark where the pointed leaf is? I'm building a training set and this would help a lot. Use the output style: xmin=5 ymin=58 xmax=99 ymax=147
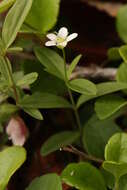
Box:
xmin=119 ymin=45 xmax=127 ymax=62
xmin=69 ymin=79 xmax=97 ymax=95
xmin=67 ymin=55 xmax=82 ymax=79
xmin=95 ymin=95 xmax=127 ymax=120
xmin=34 ymin=47 xmax=65 ymax=80
xmin=41 ymin=131 xmax=80 ymax=156
xmin=77 ymin=82 xmax=127 ymax=108
xmin=19 ymin=92 xmax=72 ymax=109
xmin=17 ymin=72 xmax=38 ymax=87
xmin=23 ymin=107 xmax=43 ymax=120
xmin=2 ymin=0 xmax=33 ymax=49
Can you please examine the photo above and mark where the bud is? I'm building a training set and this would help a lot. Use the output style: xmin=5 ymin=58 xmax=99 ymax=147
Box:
xmin=6 ymin=116 xmax=28 ymax=146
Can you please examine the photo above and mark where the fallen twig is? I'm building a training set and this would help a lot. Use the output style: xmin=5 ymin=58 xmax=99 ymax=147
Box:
xmin=62 ymin=145 xmax=103 ymax=164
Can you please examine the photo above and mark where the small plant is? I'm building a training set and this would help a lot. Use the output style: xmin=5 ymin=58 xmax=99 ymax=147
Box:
xmin=0 ymin=0 xmax=127 ymax=190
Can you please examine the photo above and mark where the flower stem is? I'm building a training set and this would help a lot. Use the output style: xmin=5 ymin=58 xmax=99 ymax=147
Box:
xmin=62 ymin=49 xmax=82 ymax=132
xmin=114 ymin=180 xmax=119 ymax=190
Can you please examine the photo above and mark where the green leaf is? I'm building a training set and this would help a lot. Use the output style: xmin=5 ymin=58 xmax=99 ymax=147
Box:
xmin=25 ymin=0 xmax=60 ymax=33
xmin=107 ymin=47 xmax=121 ymax=61
xmin=2 ymin=0 xmax=33 ymax=49
xmin=105 ymin=133 xmax=127 ymax=163
xmin=116 ymin=5 xmax=127 ymax=43
xmin=69 ymin=79 xmax=97 ymax=95
xmin=20 ymin=23 xmax=39 ymax=34
xmin=61 ymin=162 xmax=107 ymax=190
xmin=0 ymin=0 xmax=15 ymax=13
xmin=34 ymin=47 xmax=65 ymax=80
xmin=17 ymin=72 xmax=38 ymax=87
xmin=19 ymin=92 xmax=72 ymax=109
xmin=119 ymin=45 xmax=127 ymax=63
xmin=0 ymin=146 xmax=26 ymax=190
xmin=26 ymin=173 xmax=62 ymax=190
xmin=103 ymin=162 xmax=127 ymax=181
xmin=0 ymin=56 xmax=12 ymax=86
xmin=23 ymin=107 xmax=43 ymax=120
xmin=95 ymin=95 xmax=127 ymax=120
xmin=41 ymin=131 xmax=80 ymax=156
xmin=103 ymin=133 xmax=127 ymax=180
xmin=101 ymin=168 xmax=114 ymax=189
xmin=77 ymin=82 xmax=127 ymax=108
xmin=82 ymin=114 xmax=121 ymax=159
xmin=67 ymin=55 xmax=82 ymax=79
xmin=0 ymin=103 xmax=19 ymax=122
xmin=101 ymin=168 xmax=127 ymax=190
xmin=116 ymin=63 xmax=127 ymax=83
xmin=23 ymin=60 xmax=67 ymax=95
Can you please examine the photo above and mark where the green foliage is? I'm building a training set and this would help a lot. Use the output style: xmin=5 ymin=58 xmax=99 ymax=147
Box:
xmin=19 ymin=92 xmax=72 ymax=109
xmin=23 ymin=60 xmax=67 ymax=95
xmin=77 ymin=82 xmax=127 ymax=108
xmin=67 ymin=55 xmax=82 ymax=79
xmin=26 ymin=173 xmax=62 ymax=190
xmin=0 ymin=57 xmax=12 ymax=86
xmin=16 ymin=72 xmax=38 ymax=87
xmin=0 ymin=0 xmax=15 ymax=13
xmin=0 ymin=146 xmax=26 ymax=190
xmin=103 ymin=133 xmax=127 ymax=181
xmin=107 ymin=47 xmax=121 ymax=61
xmin=0 ymin=103 xmax=19 ymax=122
xmin=116 ymin=63 xmax=127 ymax=83
xmin=1 ymin=0 xmax=127 ymax=188
xmin=116 ymin=5 xmax=127 ymax=43
xmin=95 ymin=95 xmax=127 ymax=120
xmin=61 ymin=162 xmax=107 ymax=190
xmin=69 ymin=79 xmax=97 ymax=95
xmin=34 ymin=47 xmax=65 ymax=80
xmin=82 ymin=114 xmax=121 ymax=159
xmin=41 ymin=131 xmax=80 ymax=156
xmin=119 ymin=45 xmax=127 ymax=63
xmin=2 ymin=0 xmax=33 ymax=49
xmin=25 ymin=0 xmax=60 ymax=33
xmin=23 ymin=107 xmax=43 ymax=120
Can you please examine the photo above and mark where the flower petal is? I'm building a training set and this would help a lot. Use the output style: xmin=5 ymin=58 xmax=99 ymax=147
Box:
xmin=67 ymin=33 xmax=78 ymax=42
xmin=45 ymin=41 xmax=56 ymax=47
xmin=58 ymin=27 xmax=68 ymax=38
xmin=47 ymin=33 xmax=57 ymax=41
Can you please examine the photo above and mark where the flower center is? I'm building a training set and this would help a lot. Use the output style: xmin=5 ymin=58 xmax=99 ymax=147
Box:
xmin=57 ymin=37 xmax=65 ymax=44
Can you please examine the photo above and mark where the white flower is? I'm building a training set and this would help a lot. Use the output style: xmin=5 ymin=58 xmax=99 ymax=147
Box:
xmin=45 ymin=27 xmax=78 ymax=49
xmin=6 ymin=116 xmax=28 ymax=146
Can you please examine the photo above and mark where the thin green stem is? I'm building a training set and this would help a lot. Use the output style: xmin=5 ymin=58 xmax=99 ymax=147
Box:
xmin=114 ymin=180 xmax=119 ymax=190
xmin=5 ymin=58 xmax=19 ymax=104
xmin=62 ymin=49 xmax=82 ymax=132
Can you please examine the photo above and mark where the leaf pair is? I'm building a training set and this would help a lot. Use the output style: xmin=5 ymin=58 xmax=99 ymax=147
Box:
xmin=35 ymin=47 xmax=97 ymax=96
